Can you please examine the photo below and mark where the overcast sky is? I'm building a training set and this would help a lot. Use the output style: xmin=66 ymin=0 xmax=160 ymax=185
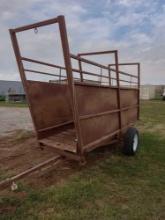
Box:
xmin=0 ymin=0 xmax=165 ymax=84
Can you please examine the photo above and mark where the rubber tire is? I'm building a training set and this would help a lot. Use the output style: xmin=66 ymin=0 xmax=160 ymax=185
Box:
xmin=123 ymin=127 xmax=139 ymax=156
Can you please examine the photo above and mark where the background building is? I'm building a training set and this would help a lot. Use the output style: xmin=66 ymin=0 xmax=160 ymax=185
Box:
xmin=0 ymin=80 xmax=26 ymax=102
xmin=140 ymin=85 xmax=164 ymax=100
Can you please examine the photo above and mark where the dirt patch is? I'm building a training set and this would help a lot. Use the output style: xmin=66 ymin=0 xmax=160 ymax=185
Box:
xmin=0 ymin=130 xmax=116 ymax=194
xmin=0 ymin=131 xmax=54 ymax=175
xmin=0 ymin=204 xmax=17 ymax=215
xmin=0 ymin=130 xmax=72 ymax=188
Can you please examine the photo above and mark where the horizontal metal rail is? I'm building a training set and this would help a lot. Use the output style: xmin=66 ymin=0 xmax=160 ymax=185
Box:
xmin=80 ymin=105 xmax=138 ymax=120
xmin=80 ymin=109 xmax=120 ymax=120
xmin=10 ymin=16 xmax=59 ymax=33
xmin=25 ymin=67 xmax=137 ymax=85
xmin=119 ymin=72 xmax=138 ymax=79
xmin=78 ymin=51 xmax=138 ymax=78
xmin=74 ymin=69 xmax=117 ymax=81
xmin=83 ymin=129 xmax=120 ymax=152
xmin=22 ymin=57 xmax=114 ymax=81
xmin=109 ymin=64 xmax=138 ymax=78
xmin=24 ymin=68 xmax=66 ymax=78
xmin=75 ymin=69 xmax=109 ymax=79
xmin=71 ymin=53 xmax=110 ymax=71
xmin=104 ymin=67 xmax=138 ymax=79
xmin=38 ymin=120 xmax=73 ymax=133
xmin=22 ymin=56 xmax=138 ymax=86
xmin=109 ymin=62 xmax=140 ymax=66
xmin=78 ymin=50 xmax=118 ymax=56
xmin=71 ymin=54 xmax=138 ymax=79
xmin=21 ymin=53 xmax=138 ymax=85
xmin=76 ymin=51 xmax=138 ymax=79
xmin=83 ymin=122 xmax=135 ymax=153
xmin=84 ymin=139 xmax=119 ymax=153
xmin=119 ymin=79 xmax=138 ymax=84
xmin=122 ymin=105 xmax=139 ymax=111
xmin=22 ymin=57 xmax=116 ymax=82
xmin=22 ymin=57 xmax=66 ymax=70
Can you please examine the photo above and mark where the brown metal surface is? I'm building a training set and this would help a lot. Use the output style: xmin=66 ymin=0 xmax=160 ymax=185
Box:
xmin=26 ymin=81 xmax=72 ymax=131
xmin=58 ymin=16 xmax=84 ymax=156
xmin=114 ymin=51 xmax=122 ymax=138
xmin=9 ymin=15 xmax=140 ymax=163
xmin=13 ymin=16 xmax=59 ymax=33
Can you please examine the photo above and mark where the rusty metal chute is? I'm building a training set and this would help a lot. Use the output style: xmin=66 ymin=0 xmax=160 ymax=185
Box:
xmin=0 ymin=15 xmax=140 ymax=189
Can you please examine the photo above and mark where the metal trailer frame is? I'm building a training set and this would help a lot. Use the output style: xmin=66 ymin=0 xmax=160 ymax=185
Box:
xmin=0 ymin=15 xmax=140 ymax=189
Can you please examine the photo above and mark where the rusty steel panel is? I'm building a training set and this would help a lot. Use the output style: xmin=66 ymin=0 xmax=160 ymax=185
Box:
xmin=75 ymin=85 xmax=138 ymax=146
xmin=121 ymin=108 xmax=138 ymax=126
xmin=26 ymin=80 xmax=73 ymax=130
xmin=80 ymin=113 xmax=119 ymax=146
xmin=75 ymin=84 xmax=118 ymax=115
xmin=40 ymin=129 xmax=76 ymax=153
xmin=120 ymin=89 xmax=138 ymax=107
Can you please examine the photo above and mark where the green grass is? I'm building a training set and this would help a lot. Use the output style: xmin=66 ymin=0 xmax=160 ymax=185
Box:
xmin=1 ymin=100 xmax=165 ymax=220
xmin=0 ymin=101 xmax=27 ymax=108
xmin=138 ymin=100 xmax=165 ymax=136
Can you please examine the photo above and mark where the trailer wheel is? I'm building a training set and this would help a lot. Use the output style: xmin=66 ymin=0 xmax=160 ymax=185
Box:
xmin=123 ymin=127 xmax=139 ymax=156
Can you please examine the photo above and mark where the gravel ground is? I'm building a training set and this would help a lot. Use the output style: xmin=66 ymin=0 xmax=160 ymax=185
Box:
xmin=0 ymin=107 xmax=33 ymax=136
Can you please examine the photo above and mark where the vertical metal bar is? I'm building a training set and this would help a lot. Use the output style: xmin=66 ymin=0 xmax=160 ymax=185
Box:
xmin=9 ymin=29 xmax=39 ymax=138
xmin=100 ymin=68 xmax=102 ymax=85
xmin=59 ymin=68 xmax=62 ymax=83
xmin=58 ymin=16 xmax=83 ymax=156
xmin=114 ymin=51 xmax=122 ymax=134
xmin=108 ymin=67 xmax=111 ymax=86
xmin=78 ymin=56 xmax=83 ymax=82
xmin=137 ymin=63 xmax=140 ymax=120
